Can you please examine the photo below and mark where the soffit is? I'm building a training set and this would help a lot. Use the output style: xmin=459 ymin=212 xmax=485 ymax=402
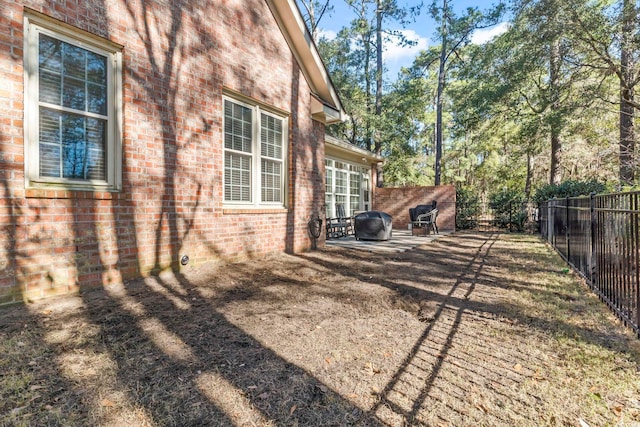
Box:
xmin=266 ymin=0 xmax=345 ymax=123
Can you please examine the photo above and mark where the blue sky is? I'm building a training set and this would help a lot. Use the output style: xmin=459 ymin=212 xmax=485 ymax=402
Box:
xmin=315 ymin=0 xmax=510 ymax=77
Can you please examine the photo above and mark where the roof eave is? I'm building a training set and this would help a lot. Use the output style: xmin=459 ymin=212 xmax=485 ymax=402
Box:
xmin=266 ymin=0 xmax=346 ymax=123
xmin=311 ymin=95 xmax=343 ymax=124
xmin=325 ymin=135 xmax=384 ymax=164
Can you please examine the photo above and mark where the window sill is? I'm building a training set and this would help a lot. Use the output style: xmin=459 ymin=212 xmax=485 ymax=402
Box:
xmin=25 ymin=188 xmax=115 ymax=200
xmin=223 ymin=207 xmax=288 ymax=215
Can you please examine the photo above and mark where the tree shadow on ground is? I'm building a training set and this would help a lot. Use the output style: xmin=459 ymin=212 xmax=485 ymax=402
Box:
xmin=305 ymin=233 xmax=636 ymax=352
xmin=1 ymin=264 xmax=385 ymax=425
xmin=296 ymin=232 xmax=639 ymax=425
xmin=81 ymin=269 xmax=384 ymax=425
xmin=3 ymin=232 xmax=638 ymax=426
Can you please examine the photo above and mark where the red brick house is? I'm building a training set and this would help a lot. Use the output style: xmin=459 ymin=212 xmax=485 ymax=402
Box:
xmin=0 ymin=0 xmax=345 ymax=303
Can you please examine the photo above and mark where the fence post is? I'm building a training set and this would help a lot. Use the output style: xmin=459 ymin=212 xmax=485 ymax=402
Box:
xmin=590 ymin=192 xmax=596 ymax=286
xmin=548 ymin=201 xmax=553 ymax=243
xmin=509 ymin=201 xmax=512 ymax=232
xmin=566 ymin=196 xmax=571 ymax=262
xmin=634 ymin=192 xmax=640 ymax=331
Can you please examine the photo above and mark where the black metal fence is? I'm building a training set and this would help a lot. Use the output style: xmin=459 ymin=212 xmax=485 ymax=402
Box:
xmin=539 ymin=192 xmax=640 ymax=335
xmin=458 ymin=201 xmax=538 ymax=232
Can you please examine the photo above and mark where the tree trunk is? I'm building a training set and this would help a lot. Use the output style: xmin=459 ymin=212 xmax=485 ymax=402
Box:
xmin=524 ymin=152 xmax=532 ymax=199
xmin=549 ymin=38 xmax=562 ymax=184
xmin=435 ymin=0 xmax=448 ymax=186
xmin=375 ymin=1 xmax=384 ymax=186
xmin=375 ymin=2 xmax=383 ymax=152
xmin=362 ymin=30 xmax=373 ymax=152
xmin=308 ymin=3 xmax=317 ymax=40
xmin=620 ymin=89 xmax=635 ymax=185
xmin=619 ymin=0 xmax=636 ymax=185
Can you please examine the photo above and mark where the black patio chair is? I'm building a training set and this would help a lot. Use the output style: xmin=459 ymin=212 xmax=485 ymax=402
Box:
xmin=326 ymin=203 xmax=353 ymax=239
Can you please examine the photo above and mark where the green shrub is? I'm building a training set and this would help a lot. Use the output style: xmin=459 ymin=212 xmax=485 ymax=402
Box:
xmin=456 ymin=187 xmax=480 ymax=230
xmin=533 ymin=180 xmax=607 ymax=204
xmin=488 ymin=188 xmax=527 ymax=231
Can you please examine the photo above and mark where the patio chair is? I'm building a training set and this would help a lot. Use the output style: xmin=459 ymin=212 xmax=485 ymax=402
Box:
xmin=409 ymin=200 xmax=437 ymax=224
xmin=326 ymin=203 xmax=353 ymax=239
xmin=412 ymin=208 xmax=438 ymax=236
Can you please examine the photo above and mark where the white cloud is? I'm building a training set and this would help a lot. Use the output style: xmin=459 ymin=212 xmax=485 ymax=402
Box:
xmin=315 ymin=27 xmax=428 ymax=77
xmin=470 ymin=22 xmax=510 ymax=45
xmin=384 ymin=29 xmax=429 ymax=63
xmin=317 ymin=29 xmax=337 ymax=40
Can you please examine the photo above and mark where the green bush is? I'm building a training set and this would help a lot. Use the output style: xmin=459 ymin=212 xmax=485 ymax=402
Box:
xmin=488 ymin=188 xmax=527 ymax=231
xmin=532 ymin=180 xmax=607 ymax=204
xmin=456 ymin=187 xmax=480 ymax=230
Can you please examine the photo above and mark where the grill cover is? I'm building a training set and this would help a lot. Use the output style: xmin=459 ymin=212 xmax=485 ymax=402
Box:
xmin=354 ymin=211 xmax=393 ymax=241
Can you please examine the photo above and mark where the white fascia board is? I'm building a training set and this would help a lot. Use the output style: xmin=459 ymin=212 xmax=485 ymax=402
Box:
xmin=266 ymin=0 xmax=345 ymax=122
xmin=325 ymin=135 xmax=384 ymax=164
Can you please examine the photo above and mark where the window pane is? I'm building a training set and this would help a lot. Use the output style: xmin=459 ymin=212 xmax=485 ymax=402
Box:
xmin=261 ymin=159 xmax=281 ymax=202
xmin=325 ymin=168 xmax=333 ymax=194
xmin=350 ymin=173 xmax=360 ymax=194
xmin=40 ymin=34 xmax=109 ymax=115
xmin=86 ymin=118 xmax=106 ymax=180
xmin=62 ymin=114 xmax=86 ymax=179
xmin=224 ymin=100 xmax=252 ymax=153
xmin=224 ymin=152 xmax=251 ymax=202
xmin=88 ymin=82 xmax=107 ymax=115
xmin=39 ymin=143 xmax=60 ymax=178
xmin=39 ymin=108 xmax=60 ymax=144
xmin=260 ymin=114 xmax=283 ymax=159
xmin=363 ymin=172 xmax=370 ymax=203
xmin=63 ymin=44 xmax=86 ymax=79
xmin=350 ymin=172 xmax=361 ymax=213
xmin=335 ymin=170 xmax=347 ymax=194
xmin=39 ymin=35 xmax=62 ymax=72
xmin=63 ymin=76 xmax=86 ymax=110
xmin=39 ymin=70 xmax=62 ymax=105
xmin=39 ymin=108 xmax=63 ymax=177
xmin=39 ymin=108 xmax=107 ymax=181
xmin=86 ymin=51 xmax=106 ymax=83
xmin=351 ymin=197 xmax=360 ymax=214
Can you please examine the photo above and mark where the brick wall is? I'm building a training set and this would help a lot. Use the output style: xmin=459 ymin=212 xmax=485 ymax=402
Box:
xmin=0 ymin=0 xmax=326 ymax=304
xmin=373 ymin=186 xmax=456 ymax=231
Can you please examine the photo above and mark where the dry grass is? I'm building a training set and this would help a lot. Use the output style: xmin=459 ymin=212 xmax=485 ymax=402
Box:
xmin=1 ymin=232 xmax=639 ymax=426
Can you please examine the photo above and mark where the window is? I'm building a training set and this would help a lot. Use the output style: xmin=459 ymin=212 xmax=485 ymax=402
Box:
xmin=325 ymin=159 xmax=371 ymax=217
xmin=334 ymin=162 xmax=348 ymax=212
xmin=24 ymin=12 xmax=123 ymax=191
xmin=325 ymin=160 xmax=333 ymax=218
xmin=362 ymin=171 xmax=371 ymax=211
xmin=350 ymin=171 xmax=360 ymax=213
xmin=223 ymin=97 xmax=287 ymax=207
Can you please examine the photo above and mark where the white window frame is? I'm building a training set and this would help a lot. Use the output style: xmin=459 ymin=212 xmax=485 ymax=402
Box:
xmin=24 ymin=11 xmax=123 ymax=191
xmin=223 ymin=95 xmax=288 ymax=208
xmin=325 ymin=158 xmax=371 ymax=217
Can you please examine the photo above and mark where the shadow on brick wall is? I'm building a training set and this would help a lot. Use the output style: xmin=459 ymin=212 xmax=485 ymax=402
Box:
xmin=374 ymin=185 xmax=456 ymax=231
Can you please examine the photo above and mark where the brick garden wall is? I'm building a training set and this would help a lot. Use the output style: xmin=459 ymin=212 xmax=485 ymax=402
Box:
xmin=0 ymin=1 xmax=326 ymax=304
xmin=373 ymin=186 xmax=456 ymax=231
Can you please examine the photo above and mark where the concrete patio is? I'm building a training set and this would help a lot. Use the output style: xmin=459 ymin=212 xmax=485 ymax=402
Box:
xmin=325 ymin=229 xmax=452 ymax=253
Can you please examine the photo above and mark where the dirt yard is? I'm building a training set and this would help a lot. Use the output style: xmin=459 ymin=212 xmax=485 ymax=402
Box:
xmin=1 ymin=232 xmax=639 ymax=426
